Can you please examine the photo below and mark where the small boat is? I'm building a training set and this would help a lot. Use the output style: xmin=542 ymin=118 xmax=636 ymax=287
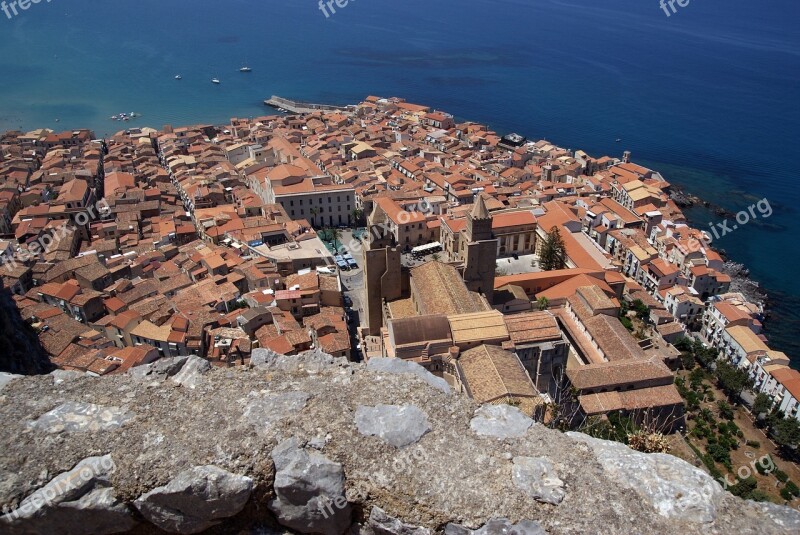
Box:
xmin=211 ymin=78 xmax=221 ymax=84
xmin=615 ymin=138 xmax=622 ymax=142
xmin=111 ymin=115 xmax=118 ymax=120
xmin=239 ymin=66 xmax=252 ymax=73
xmin=175 ymin=75 xmax=182 ymax=80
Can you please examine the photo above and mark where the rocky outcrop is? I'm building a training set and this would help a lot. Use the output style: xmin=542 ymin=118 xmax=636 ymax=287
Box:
xmin=0 ymin=348 xmax=798 ymax=534
xmin=0 ymin=285 xmax=51 ymax=375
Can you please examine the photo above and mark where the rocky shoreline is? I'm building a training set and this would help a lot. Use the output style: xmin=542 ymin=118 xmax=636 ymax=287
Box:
xmin=670 ymin=185 xmax=769 ymax=308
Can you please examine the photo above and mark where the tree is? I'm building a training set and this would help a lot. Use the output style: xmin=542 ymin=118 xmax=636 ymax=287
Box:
xmin=717 ymin=400 xmax=734 ymax=421
xmin=752 ymin=393 xmax=772 ymax=417
xmin=715 ymin=361 xmax=751 ymax=399
xmin=309 ymin=207 xmax=319 ymax=227
xmin=631 ymin=299 xmax=650 ymax=321
xmin=770 ymin=417 xmax=800 ymax=452
xmin=351 ymin=208 xmax=364 ymax=225
xmin=538 ymin=226 xmax=566 ymax=271
xmin=330 ymin=227 xmax=342 ymax=252
xmin=536 ymin=297 xmax=549 ymax=311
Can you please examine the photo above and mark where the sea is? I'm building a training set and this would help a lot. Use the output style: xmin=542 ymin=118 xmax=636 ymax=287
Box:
xmin=1 ymin=0 xmax=799 ymax=366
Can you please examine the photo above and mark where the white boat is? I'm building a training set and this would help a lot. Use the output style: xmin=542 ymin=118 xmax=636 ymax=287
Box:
xmin=239 ymin=66 xmax=252 ymax=73
xmin=211 ymin=78 xmax=221 ymax=84
xmin=175 ymin=75 xmax=182 ymax=80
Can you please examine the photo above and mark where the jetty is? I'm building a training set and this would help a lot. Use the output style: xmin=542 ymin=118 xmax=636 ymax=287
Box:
xmin=264 ymin=95 xmax=354 ymax=115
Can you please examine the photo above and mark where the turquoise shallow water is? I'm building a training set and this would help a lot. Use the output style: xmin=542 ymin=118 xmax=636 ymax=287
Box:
xmin=1 ymin=0 xmax=799 ymax=364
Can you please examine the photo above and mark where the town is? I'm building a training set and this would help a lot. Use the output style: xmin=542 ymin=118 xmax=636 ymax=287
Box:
xmin=0 ymin=95 xmax=798 ymax=502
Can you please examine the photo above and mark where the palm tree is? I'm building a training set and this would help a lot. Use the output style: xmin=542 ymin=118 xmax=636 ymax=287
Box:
xmin=309 ymin=207 xmax=318 ymax=228
xmin=330 ymin=227 xmax=343 ymax=252
xmin=351 ymin=208 xmax=364 ymax=226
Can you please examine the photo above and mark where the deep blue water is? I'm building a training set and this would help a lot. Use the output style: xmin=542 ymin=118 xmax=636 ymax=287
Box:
xmin=2 ymin=0 xmax=799 ymax=364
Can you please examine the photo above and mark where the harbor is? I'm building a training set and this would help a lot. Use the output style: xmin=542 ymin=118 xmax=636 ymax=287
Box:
xmin=264 ymin=95 xmax=354 ymax=115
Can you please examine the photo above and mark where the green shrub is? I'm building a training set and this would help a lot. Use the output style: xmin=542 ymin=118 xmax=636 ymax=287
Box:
xmin=708 ymin=443 xmax=731 ymax=465
xmin=748 ymin=489 xmax=771 ymax=502
xmin=785 ymin=480 xmax=800 ymax=497
xmin=755 ymin=457 xmax=773 ymax=475
xmin=746 ymin=440 xmax=761 ymax=448
xmin=775 ymin=470 xmax=789 ymax=483
xmin=729 ymin=476 xmax=757 ymax=498
xmin=780 ymin=486 xmax=795 ymax=501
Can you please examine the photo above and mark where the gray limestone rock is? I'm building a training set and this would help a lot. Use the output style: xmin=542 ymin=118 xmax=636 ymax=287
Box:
xmin=256 ymin=348 xmax=349 ymax=375
xmin=134 ymin=465 xmax=253 ymax=534
xmin=0 ymin=455 xmax=136 ymax=535
xmin=128 ymin=356 xmax=189 ymax=381
xmin=269 ymin=438 xmax=351 ymax=535
xmin=361 ymin=506 xmax=431 ymax=534
xmin=0 ymin=372 xmax=21 ymax=392
xmin=355 ymin=404 xmax=431 ymax=448
xmin=243 ymin=391 xmax=310 ymax=431
xmin=445 ymin=518 xmax=547 ymax=535
xmin=469 ymin=404 xmax=533 ymax=439
xmin=567 ymin=431 xmax=724 ymax=523
xmin=249 ymin=348 xmax=283 ymax=368
xmin=367 ymin=357 xmax=450 ymax=394
xmin=169 ymin=356 xmax=211 ymax=389
xmin=30 ymin=401 xmax=134 ymax=434
xmin=50 ymin=370 xmax=85 ymax=385
xmin=752 ymin=501 xmax=800 ymax=531
xmin=511 ymin=456 xmax=565 ymax=505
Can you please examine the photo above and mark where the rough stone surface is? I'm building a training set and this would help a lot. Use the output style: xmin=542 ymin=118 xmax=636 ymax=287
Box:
xmin=170 ymin=356 xmax=212 ymax=388
xmin=470 ymin=404 xmax=533 ymax=439
xmin=567 ymin=432 xmax=725 ymax=523
xmin=361 ymin=506 xmax=431 ymax=534
xmin=244 ymin=391 xmax=310 ymax=432
xmin=29 ymin=401 xmax=134 ymax=434
xmin=367 ymin=357 xmax=450 ymax=394
xmin=50 ymin=370 xmax=85 ymax=385
xmin=446 ymin=518 xmax=548 ymax=534
xmin=355 ymin=404 xmax=431 ymax=448
xmin=250 ymin=348 xmax=283 ymax=367
xmin=0 ymin=372 xmax=21 ymax=393
xmin=0 ymin=351 xmax=798 ymax=534
xmin=0 ymin=455 xmax=136 ymax=535
xmin=128 ymin=355 xmax=189 ymax=382
xmin=134 ymin=465 xmax=253 ymax=534
xmin=511 ymin=457 xmax=565 ymax=505
xmin=269 ymin=438 xmax=352 ymax=534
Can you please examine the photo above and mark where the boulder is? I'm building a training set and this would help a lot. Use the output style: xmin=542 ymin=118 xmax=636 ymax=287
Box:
xmin=511 ymin=456 xmax=565 ymax=505
xmin=469 ymin=405 xmax=533 ymax=439
xmin=567 ymin=432 xmax=723 ymax=523
xmin=355 ymin=404 xmax=431 ymax=448
xmin=169 ymin=356 xmax=211 ymax=389
xmin=134 ymin=465 xmax=253 ymax=534
xmin=361 ymin=506 xmax=431 ymax=534
xmin=29 ymin=402 xmax=133 ymax=434
xmin=269 ymin=438 xmax=351 ymax=534
xmin=0 ymin=455 xmax=136 ymax=535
